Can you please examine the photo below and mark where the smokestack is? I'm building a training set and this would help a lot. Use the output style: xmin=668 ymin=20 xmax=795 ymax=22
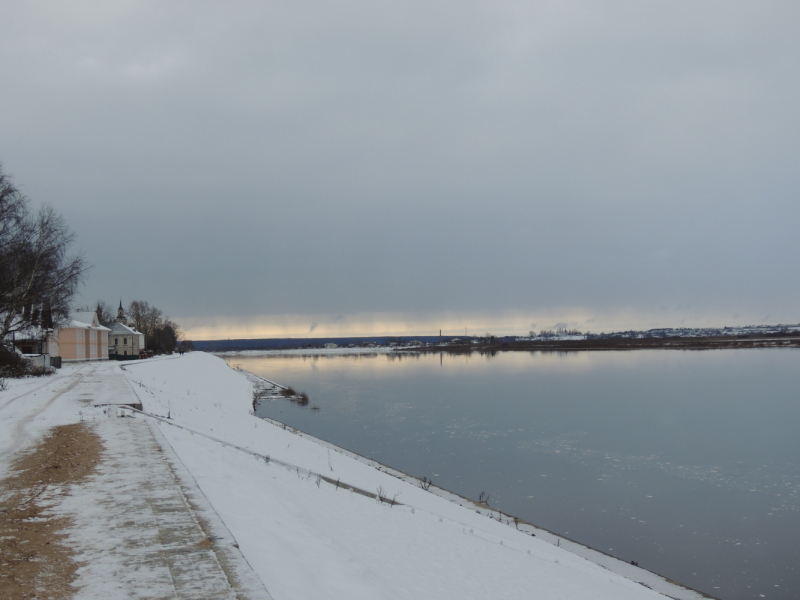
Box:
xmin=439 ymin=329 xmax=442 ymax=344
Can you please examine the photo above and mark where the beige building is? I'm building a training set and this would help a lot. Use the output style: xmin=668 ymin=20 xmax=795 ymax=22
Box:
xmin=46 ymin=311 xmax=110 ymax=362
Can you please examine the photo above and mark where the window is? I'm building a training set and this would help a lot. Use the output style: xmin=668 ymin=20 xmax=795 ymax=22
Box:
xmin=115 ymin=338 xmax=118 ymax=344
xmin=124 ymin=338 xmax=127 ymax=345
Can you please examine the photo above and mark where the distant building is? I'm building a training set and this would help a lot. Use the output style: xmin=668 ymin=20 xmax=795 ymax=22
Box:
xmin=108 ymin=301 xmax=145 ymax=359
xmin=49 ymin=311 xmax=110 ymax=362
xmin=115 ymin=300 xmax=128 ymax=325
xmin=108 ymin=322 xmax=145 ymax=359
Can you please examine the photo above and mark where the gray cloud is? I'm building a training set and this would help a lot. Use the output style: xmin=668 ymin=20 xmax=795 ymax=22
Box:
xmin=1 ymin=2 xmax=799 ymax=334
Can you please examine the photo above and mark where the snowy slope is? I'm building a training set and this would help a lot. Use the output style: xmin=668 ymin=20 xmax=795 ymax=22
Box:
xmin=120 ymin=353 xmax=698 ymax=600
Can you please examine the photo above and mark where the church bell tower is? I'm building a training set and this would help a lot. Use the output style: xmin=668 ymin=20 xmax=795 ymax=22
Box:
xmin=116 ymin=299 xmax=128 ymax=325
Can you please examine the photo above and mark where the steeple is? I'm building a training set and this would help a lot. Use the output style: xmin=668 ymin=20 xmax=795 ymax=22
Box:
xmin=116 ymin=299 xmax=127 ymax=325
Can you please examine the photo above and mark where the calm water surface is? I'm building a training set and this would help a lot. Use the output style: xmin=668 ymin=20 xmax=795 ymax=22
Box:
xmin=228 ymin=349 xmax=800 ymax=600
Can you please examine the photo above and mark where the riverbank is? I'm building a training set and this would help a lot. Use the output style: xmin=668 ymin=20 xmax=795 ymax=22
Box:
xmin=241 ymin=347 xmax=800 ymax=600
xmin=210 ymin=335 xmax=800 ymax=360
xmin=1 ymin=354 xmax=712 ymax=599
xmin=405 ymin=335 xmax=800 ymax=353
xmin=126 ymin=353 xmax=716 ymax=600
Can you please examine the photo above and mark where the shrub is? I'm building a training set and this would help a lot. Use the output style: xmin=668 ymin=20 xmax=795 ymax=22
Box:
xmin=279 ymin=386 xmax=311 ymax=406
xmin=0 ymin=345 xmax=28 ymax=377
xmin=0 ymin=345 xmax=52 ymax=378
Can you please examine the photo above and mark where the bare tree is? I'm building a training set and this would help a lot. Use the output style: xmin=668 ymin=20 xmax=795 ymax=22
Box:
xmin=127 ymin=300 xmax=163 ymax=340
xmin=0 ymin=165 xmax=86 ymax=344
xmin=94 ymin=300 xmax=115 ymax=327
xmin=150 ymin=319 xmax=179 ymax=354
xmin=127 ymin=300 xmax=181 ymax=354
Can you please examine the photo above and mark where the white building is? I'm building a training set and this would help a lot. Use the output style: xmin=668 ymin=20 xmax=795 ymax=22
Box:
xmin=108 ymin=320 xmax=145 ymax=359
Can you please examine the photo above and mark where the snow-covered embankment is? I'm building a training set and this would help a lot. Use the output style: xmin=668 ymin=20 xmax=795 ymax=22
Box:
xmin=121 ymin=352 xmax=700 ymax=600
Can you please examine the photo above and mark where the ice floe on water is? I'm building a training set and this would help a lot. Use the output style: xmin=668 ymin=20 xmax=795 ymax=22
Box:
xmin=518 ymin=431 xmax=800 ymax=513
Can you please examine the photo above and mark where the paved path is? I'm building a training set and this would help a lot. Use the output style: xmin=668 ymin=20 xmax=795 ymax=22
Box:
xmin=0 ymin=362 xmax=273 ymax=599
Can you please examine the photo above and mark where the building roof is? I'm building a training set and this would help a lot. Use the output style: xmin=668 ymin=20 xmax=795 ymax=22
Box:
xmin=70 ymin=311 xmax=99 ymax=326
xmin=109 ymin=322 xmax=143 ymax=336
xmin=66 ymin=311 xmax=110 ymax=331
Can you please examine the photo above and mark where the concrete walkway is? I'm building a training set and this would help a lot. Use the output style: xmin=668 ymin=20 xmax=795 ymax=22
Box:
xmin=0 ymin=361 xmax=273 ymax=599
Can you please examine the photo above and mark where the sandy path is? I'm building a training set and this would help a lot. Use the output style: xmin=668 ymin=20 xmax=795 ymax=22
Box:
xmin=0 ymin=422 xmax=103 ymax=599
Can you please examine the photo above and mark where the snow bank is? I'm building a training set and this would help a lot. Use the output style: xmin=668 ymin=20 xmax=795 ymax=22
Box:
xmin=120 ymin=353 xmax=678 ymax=600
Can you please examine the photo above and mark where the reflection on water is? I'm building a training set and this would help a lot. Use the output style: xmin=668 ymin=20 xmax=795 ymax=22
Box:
xmin=227 ymin=349 xmax=800 ymax=600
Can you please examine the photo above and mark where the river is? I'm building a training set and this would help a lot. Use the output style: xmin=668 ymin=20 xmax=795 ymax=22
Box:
xmin=226 ymin=348 xmax=800 ymax=600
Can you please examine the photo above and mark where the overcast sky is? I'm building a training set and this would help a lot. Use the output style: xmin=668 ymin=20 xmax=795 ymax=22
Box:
xmin=1 ymin=1 xmax=799 ymax=339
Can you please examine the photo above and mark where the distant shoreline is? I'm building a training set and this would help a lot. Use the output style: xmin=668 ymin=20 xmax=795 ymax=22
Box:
xmin=193 ymin=324 xmax=800 ymax=354
xmin=403 ymin=335 xmax=800 ymax=354
xmin=211 ymin=334 xmax=800 ymax=357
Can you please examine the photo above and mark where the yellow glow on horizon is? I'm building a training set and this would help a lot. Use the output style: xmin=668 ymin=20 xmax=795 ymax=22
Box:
xmin=176 ymin=308 xmax=766 ymax=340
